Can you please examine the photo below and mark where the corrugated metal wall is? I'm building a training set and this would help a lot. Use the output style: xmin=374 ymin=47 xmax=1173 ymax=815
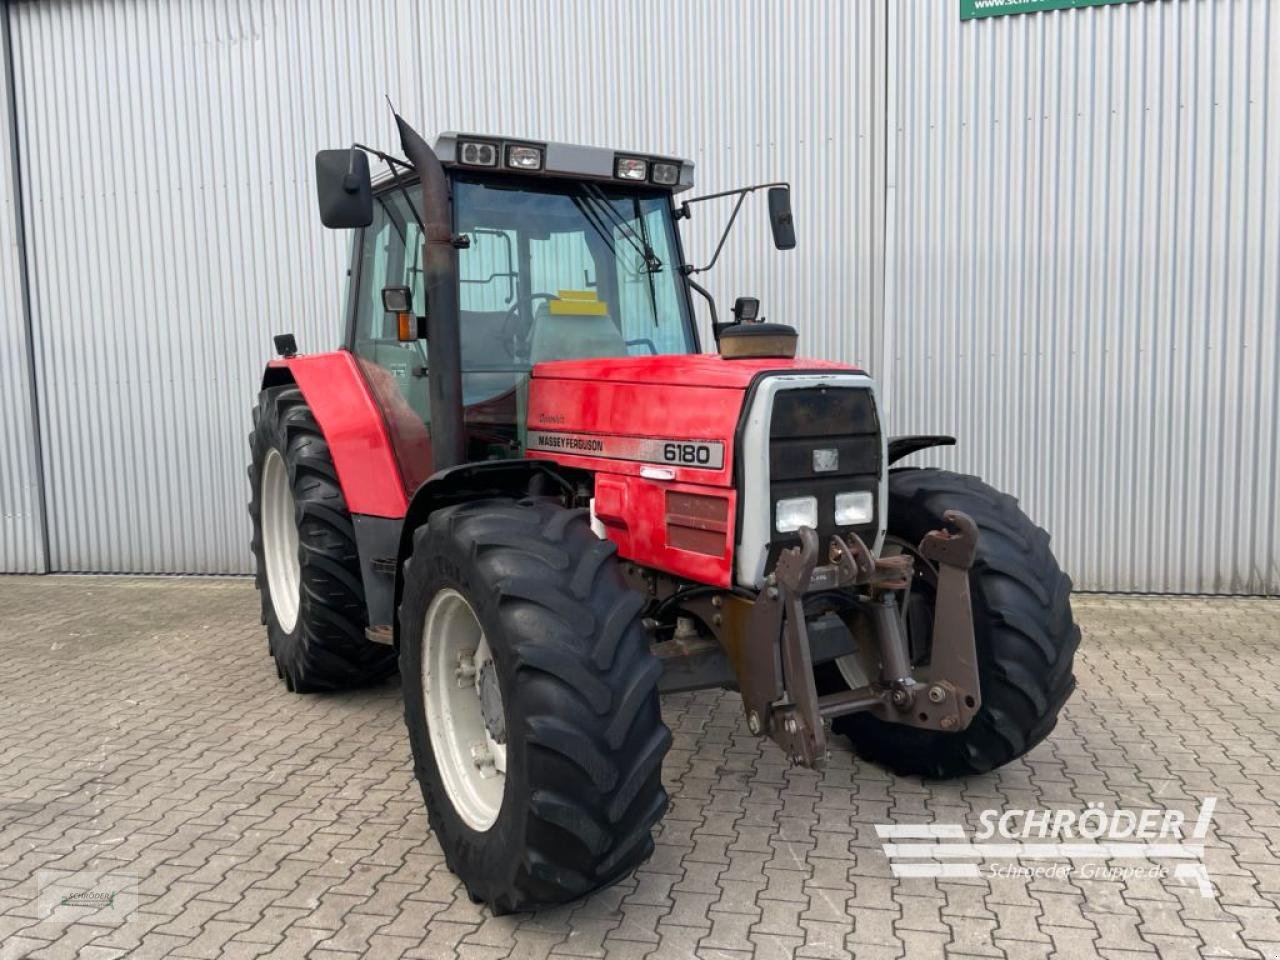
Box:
xmin=5 ymin=0 xmax=882 ymax=574
xmin=2 ymin=0 xmax=1276 ymax=593
xmin=0 ymin=6 xmax=44 ymax=573
xmin=883 ymin=0 xmax=1279 ymax=593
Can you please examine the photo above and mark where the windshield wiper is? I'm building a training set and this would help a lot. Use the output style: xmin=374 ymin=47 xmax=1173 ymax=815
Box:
xmin=579 ymin=184 xmax=662 ymax=272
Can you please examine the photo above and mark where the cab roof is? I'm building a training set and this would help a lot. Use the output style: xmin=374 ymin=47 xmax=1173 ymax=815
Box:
xmin=371 ymin=132 xmax=695 ymax=193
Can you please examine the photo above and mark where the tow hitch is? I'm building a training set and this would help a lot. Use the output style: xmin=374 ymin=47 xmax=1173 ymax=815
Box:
xmin=725 ymin=512 xmax=983 ymax=768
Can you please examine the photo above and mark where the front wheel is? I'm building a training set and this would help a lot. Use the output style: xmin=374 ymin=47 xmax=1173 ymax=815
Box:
xmin=399 ymin=498 xmax=670 ymax=913
xmin=832 ymin=468 xmax=1080 ymax=778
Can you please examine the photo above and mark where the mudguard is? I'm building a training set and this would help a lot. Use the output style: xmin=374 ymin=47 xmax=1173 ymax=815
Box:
xmin=262 ymin=351 xmax=411 ymax=517
xmin=887 ymin=435 xmax=955 ymax=465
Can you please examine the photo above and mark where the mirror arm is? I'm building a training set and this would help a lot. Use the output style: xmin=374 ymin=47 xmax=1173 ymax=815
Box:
xmin=681 ymin=180 xmax=790 ymax=210
xmin=682 ymin=270 xmax=723 ymax=346
xmin=688 ymin=190 xmax=749 ymax=277
xmin=353 ymin=142 xmax=429 ymax=243
xmin=682 ymin=180 xmax=790 ymax=276
xmin=352 ymin=142 xmax=414 ymax=173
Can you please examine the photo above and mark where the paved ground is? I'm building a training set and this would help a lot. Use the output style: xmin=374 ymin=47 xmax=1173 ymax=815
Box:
xmin=0 ymin=578 xmax=1278 ymax=960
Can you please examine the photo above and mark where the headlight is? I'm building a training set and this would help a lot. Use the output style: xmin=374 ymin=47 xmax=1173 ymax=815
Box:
xmin=615 ymin=156 xmax=648 ymax=180
xmin=775 ymin=496 xmax=818 ymax=533
xmin=505 ymin=144 xmax=543 ymax=170
xmin=835 ymin=490 xmax=874 ymax=526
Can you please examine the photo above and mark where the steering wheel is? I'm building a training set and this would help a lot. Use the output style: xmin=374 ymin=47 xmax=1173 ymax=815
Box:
xmin=502 ymin=293 xmax=560 ymax=356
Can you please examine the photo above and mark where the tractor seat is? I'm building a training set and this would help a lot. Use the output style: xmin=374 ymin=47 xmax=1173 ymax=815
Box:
xmin=529 ymin=292 xmax=626 ymax=363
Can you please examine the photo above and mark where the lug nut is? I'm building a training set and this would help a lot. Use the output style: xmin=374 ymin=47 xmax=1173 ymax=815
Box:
xmin=928 ymin=685 xmax=947 ymax=703
xmin=471 ymin=742 xmax=495 ymax=770
xmin=455 ymin=651 xmax=477 ymax=685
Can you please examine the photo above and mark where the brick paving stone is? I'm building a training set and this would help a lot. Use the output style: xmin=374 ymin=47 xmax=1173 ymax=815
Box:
xmin=2 ymin=579 xmax=1280 ymax=958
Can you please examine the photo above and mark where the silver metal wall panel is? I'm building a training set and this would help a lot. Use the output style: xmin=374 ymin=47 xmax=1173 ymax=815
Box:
xmin=883 ymin=0 xmax=1279 ymax=594
xmin=0 ymin=7 xmax=44 ymax=574
xmin=8 ymin=0 xmax=881 ymax=574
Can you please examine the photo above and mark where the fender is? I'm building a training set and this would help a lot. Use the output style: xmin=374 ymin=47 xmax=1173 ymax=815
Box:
xmin=887 ymin=434 xmax=955 ymax=465
xmin=390 ymin=459 xmax=579 ymax=645
xmin=262 ymin=352 xmax=410 ymax=517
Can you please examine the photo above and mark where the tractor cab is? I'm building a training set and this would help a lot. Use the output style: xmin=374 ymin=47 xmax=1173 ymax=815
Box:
xmin=315 ymin=122 xmax=795 ymax=490
xmin=324 ymin=132 xmax=703 ymax=487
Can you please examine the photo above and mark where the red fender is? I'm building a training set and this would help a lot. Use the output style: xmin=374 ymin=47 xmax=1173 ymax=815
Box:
xmin=264 ymin=351 xmax=418 ymax=518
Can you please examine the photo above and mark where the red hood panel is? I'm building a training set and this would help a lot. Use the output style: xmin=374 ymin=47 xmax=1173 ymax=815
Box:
xmin=531 ymin=353 xmax=861 ymax=389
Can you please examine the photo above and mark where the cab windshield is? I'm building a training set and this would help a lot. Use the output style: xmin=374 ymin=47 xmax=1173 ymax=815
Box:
xmin=350 ymin=175 xmax=697 ymax=482
xmin=450 ymin=175 xmax=697 ymax=369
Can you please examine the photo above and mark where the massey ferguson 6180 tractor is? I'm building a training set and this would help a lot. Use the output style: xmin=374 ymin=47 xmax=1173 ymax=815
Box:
xmin=248 ymin=113 xmax=1080 ymax=912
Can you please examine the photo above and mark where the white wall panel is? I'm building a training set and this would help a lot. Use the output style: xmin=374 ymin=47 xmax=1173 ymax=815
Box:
xmin=6 ymin=0 xmax=1275 ymax=593
xmin=0 ymin=7 xmax=44 ymax=573
xmin=883 ymin=0 xmax=1279 ymax=593
xmin=8 ymin=0 xmax=882 ymax=574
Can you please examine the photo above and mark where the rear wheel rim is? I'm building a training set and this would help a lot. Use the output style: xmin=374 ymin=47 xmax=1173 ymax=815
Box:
xmin=422 ymin=588 xmax=507 ymax=832
xmin=261 ymin=448 xmax=301 ymax=632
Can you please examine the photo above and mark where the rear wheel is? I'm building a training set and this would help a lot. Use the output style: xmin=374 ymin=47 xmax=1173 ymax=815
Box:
xmin=832 ymin=468 xmax=1080 ymax=778
xmin=399 ymin=498 xmax=670 ymax=913
xmin=248 ymin=385 xmax=396 ymax=692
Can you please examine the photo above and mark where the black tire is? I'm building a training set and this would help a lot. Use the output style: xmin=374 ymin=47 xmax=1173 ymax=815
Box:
xmin=832 ymin=468 xmax=1080 ymax=778
xmin=248 ymin=385 xmax=396 ymax=692
xmin=399 ymin=498 xmax=670 ymax=913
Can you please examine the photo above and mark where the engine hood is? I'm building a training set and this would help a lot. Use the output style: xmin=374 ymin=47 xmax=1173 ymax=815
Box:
xmin=531 ymin=353 xmax=862 ymax=389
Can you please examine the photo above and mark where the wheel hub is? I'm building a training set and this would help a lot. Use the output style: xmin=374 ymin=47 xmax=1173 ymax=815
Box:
xmin=477 ymin=661 xmax=506 ymax=744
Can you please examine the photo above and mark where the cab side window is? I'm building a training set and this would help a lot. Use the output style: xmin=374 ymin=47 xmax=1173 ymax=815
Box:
xmin=352 ymin=189 xmax=429 ymax=424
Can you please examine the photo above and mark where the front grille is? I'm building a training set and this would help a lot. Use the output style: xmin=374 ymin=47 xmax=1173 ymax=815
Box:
xmin=765 ymin=386 xmax=881 ymax=569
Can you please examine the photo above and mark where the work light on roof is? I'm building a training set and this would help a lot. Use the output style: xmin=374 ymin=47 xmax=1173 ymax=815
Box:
xmin=651 ymin=162 xmax=680 ymax=186
xmin=505 ymin=144 xmax=543 ymax=171
xmin=615 ymin=156 xmax=647 ymax=181
xmin=460 ymin=140 xmax=498 ymax=166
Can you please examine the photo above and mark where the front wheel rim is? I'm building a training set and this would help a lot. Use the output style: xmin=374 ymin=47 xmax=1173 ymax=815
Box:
xmin=422 ymin=588 xmax=507 ymax=832
xmin=260 ymin=448 xmax=301 ymax=632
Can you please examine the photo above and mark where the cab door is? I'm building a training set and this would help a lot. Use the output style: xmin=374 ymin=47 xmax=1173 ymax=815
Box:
xmin=347 ymin=187 xmax=433 ymax=491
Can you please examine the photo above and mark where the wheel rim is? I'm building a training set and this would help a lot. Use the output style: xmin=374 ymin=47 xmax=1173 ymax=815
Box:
xmin=422 ymin=588 xmax=507 ymax=832
xmin=261 ymin=448 xmax=301 ymax=632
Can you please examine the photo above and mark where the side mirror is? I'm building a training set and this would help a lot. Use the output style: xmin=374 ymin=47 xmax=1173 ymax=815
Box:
xmin=732 ymin=297 xmax=761 ymax=323
xmin=767 ymin=186 xmax=796 ymax=250
xmin=381 ymin=286 xmax=412 ymax=314
xmin=315 ymin=148 xmax=373 ymax=228
xmin=383 ymin=285 xmax=423 ymax=342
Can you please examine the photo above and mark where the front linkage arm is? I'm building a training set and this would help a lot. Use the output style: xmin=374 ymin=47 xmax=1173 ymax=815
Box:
xmin=725 ymin=512 xmax=983 ymax=769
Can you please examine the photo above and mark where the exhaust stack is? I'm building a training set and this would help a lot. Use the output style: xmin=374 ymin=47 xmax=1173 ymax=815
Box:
xmin=395 ymin=114 xmax=466 ymax=471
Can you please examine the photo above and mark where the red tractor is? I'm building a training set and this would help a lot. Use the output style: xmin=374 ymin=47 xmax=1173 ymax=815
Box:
xmin=248 ymin=114 xmax=1079 ymax=913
